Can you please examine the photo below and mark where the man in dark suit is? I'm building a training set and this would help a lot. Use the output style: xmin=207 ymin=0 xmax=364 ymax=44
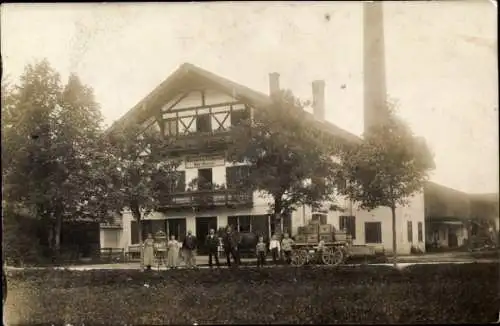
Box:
xmin=182 ymin=230 xmax=197 ymax=268
xmin=223 ymin=225 xmax=241 ymax=267
xmin=205 ymin=228 xmax=220 ymax=268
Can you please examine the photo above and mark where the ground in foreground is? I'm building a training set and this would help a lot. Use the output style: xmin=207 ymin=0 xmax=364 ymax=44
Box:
xmin=4 ymin=263 xmax=499 ymax=325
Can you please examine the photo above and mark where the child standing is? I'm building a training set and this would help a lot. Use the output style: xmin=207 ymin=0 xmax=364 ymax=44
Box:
xmin=269 ymin=234 xmax=281 ymax=264
xmin=281 ymin=233 xmax=295 ymax=265
xmin=256 ymin=236 xmax=267 ymax=267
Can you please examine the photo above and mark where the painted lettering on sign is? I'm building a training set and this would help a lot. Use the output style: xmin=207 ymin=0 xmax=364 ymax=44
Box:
xmin=185 ymin=155 xmax=225 ymax=169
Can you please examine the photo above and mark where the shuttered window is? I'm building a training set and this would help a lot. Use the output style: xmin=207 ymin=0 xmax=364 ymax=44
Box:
xmin=407 ymin=221 xmax=413 ymax=243
xmin=418 ymin=222 xmax=423 ymax=242
xmin=226 ymin=166 xmax=250 ymax=189
xmin=164 ymin=119 xmax=178 ymax=136
xmin=168 ymin=171 xmax=186 ymax=193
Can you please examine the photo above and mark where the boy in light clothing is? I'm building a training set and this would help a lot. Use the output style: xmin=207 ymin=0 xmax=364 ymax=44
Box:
xmin=281 ymin=233 xmax=295 ymax=265
xmin=269 ymin=234 xmax=281 ymax=264
xmin=256 ymin=236 xmax=267 ymax=267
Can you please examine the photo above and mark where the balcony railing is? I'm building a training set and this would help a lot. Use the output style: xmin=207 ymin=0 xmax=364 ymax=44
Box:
xmin=163 ymin=130 xmax=233 ymax=154
xmin=159 ymin=188 xmax=253 ymax=209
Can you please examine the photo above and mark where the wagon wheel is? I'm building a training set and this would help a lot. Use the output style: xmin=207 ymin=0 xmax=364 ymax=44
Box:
xmin=291 ymin=249 xmax=308 ymax=266
xmin=322 ymin=247 xmax=344 ymax=266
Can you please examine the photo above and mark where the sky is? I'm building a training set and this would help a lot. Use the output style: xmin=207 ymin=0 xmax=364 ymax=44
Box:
xmin=1 ymin=1 xmax=498 ymax=194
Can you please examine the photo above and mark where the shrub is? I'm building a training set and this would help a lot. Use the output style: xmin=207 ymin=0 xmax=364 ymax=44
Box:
xmin=2 ymin=212 xmax=49 ymax=267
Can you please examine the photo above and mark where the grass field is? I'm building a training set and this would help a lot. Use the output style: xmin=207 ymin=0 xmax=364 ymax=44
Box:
xmin=4 ymin=263 xmax=499 ymax=325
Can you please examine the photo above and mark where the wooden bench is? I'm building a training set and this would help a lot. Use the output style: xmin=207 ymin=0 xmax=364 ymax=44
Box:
xmin=100 ymin=248 xmax=125 ymax=263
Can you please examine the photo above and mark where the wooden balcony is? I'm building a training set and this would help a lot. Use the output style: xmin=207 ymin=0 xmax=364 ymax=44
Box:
xmin=164 ymin=130 xmax=232 ymax=155
xmin=158 ymin=188 xmax=253 ymax=209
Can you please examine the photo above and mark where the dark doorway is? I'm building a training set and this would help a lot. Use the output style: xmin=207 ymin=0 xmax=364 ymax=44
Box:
xmin=448 ymin=229 xmax=458 ymax=248
xmin=196 ymin=216 xmax=217 ymax=255
xmin=167 ymin=219 xmax=187 ymax=242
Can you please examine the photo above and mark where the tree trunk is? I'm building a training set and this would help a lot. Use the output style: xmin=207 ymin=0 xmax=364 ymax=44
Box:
xmin=51 ymin=214 xmax=63 ymax=263
xmin=390 ymin=205 xmax=397 ymax=267
xmin=273 ymin=196 xmax=283 ymax=235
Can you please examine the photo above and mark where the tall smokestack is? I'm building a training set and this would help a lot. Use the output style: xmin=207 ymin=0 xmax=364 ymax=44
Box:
xmin=269 ymin=72 xmax=280 ymax=96
xmin=363 ymin=1 xmax=388 ymax=133
xmin=312 ymin=80 xmax=325 ymax=120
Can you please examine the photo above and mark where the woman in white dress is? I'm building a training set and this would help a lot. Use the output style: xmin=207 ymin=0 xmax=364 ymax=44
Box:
xmin=167 ymin=235 xmax=180 ymax=269
xmin=143 ymin=233 xmax=155 ymax=271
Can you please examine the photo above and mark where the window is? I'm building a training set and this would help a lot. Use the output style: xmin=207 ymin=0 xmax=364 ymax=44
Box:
xmin=198 ymin=168 xmax=213 ymax=190
xmin=239 ymin=216 xmax=252 ymax=232
xmin=407 ymin=221 xmax=413 ymax=243
xmin=226 ymin=165 xmax=250 ymax=189
xmin=230 ymin=108 xmax=250 ymax=127
xmin=103 ymin=230 xmax=120 ymax=248
xmin=339 ymin=216 xmax=356 ymax=240
xmin=196 ymin=114 xmax=211 ymax=132
xmin=312 ymin=213 xmax=327 ymax=225
xmin=164 ymin=119 xmax=178 ymax=136
xmin=365 ymin=222 xmax=382 ymax=244
xmin=228 ymin=215 xmax=252 ymax=232
xmin=418 ymin=222 xmax=423 ymax=242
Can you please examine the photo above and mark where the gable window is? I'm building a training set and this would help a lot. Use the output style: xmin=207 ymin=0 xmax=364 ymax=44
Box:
xmin=226 ymin=165 xmax=250 ymax=189
xmin=164 ymin=119 xmax=178 ymax=136
xmin=196 ymin=114 xmax=211 ymax=133
xmin=365 ymin=222 xmax=382 ymax=244
xmin=407 ymin=221 xmax=413 ymax=243
xmin=230 ymin=107 xmax=250 ymax=127
xmin=339 ymin=216 xmax=356 ymax=240
xmin=418 ymin=222 xmax=423 ymax=242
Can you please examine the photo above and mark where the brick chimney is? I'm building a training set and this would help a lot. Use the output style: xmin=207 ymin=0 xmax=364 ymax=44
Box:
xmin=312 ymin=80 xmax=325 ymax=120
xmin=269 ymin=72 xmax=280 ymax=96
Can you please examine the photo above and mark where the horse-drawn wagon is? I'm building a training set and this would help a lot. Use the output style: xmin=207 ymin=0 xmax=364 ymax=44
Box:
xmin=291 ymin=219 xmax=355 ymax=266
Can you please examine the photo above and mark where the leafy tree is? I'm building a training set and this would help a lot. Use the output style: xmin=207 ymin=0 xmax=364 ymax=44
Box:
xmin=2 ymin=59 xmax=106 ymax=260
xmin=227 ymin=89 xmax=344 ymax=232
xmin=96 ymin=123 xmax=179 ymax=266
xmin=337 ymin=104 xmax=435 ymax=265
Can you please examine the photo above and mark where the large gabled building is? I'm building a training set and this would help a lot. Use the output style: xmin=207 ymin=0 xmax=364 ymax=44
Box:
xmin=101 ymin=63 xmax=427 ymax=255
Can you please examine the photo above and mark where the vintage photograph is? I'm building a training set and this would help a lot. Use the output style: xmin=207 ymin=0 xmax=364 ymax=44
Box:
xmin=1 ymin=1 xmax=498 ymax=324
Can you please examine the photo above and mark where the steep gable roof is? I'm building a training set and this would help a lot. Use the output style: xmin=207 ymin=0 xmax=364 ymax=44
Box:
xmin=107 ymin=63 xmax=361 ymax=144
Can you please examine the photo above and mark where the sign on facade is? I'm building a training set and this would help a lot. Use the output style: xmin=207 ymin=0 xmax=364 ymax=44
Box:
xmin=185 ymin=154 xmax=225 ymax=169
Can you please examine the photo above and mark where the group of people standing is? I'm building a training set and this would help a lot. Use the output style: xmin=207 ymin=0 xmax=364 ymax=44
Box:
xmin=141 ymin=225 xmax=242 ymax=270
xmin=142 ymin=230 xmax=198 ymax=270
xmin=141 ymin=226 xmax=295 ymax=270
xmin=256 ymin=233 xmax=295 ymax=267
